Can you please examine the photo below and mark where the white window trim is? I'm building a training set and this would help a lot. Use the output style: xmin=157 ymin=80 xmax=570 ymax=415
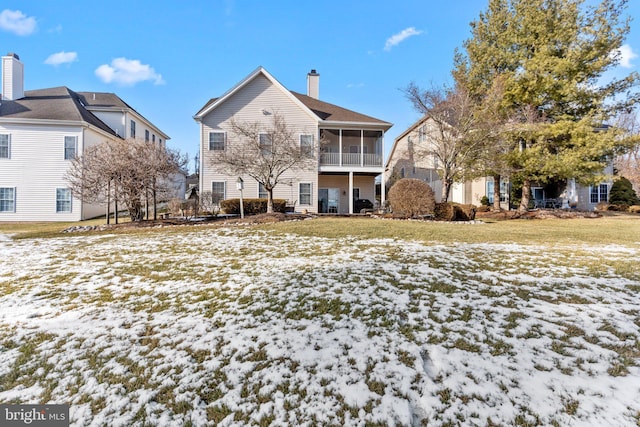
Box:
xmin=211 ymin=181 xmax=226 ymax=203
xmin=64 ymin=136 xmax=77 ymax=160
xmin=0 ymin=134 xmax=10 ymax=159
xmin=56 ymin=188 xmax=72 ymax=213
xmin=300 ymin=133 xmax=314 ymax=156
xmin=299 ymin=182 xmax=312 ymax=206
xmin=209 ymin=131 xmax=226 ymax=151
xmin=0 ymin=187 xmax=16 ymax=213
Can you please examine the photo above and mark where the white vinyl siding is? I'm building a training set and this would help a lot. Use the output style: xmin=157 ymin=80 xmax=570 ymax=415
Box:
xmin=0 ymin=134 xmax=9 ymax=159
xmin=56 ymin=188 xmax=72 ymax=213
xmin=209 ymin=132 xmax=225 ymax=151
xmin=199 ymin=73 xmax=319 ymax=212
xmin=299 ymin=183 xmax=312 ymax=206
xmin=64 ymin=136 xmax=77 ymax=160
xmin=0 ymin=188 xmax=15 ymax=212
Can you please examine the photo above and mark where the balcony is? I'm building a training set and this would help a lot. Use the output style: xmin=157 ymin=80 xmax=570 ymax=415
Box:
xmin=319 ymin=152 xmax=383 ymax=167
xmin=319 ymin=128 xmax=384 ymax=169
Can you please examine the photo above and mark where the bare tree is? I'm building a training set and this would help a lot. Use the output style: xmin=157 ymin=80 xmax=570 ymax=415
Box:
xmin=404 ymin=82 xmax=484 ymax=202
xmin=65 ymin=138 xmax=186 ymax=222
xmin=614 ymin=110 xmax=640 ymax=194
xmin=210 ymin=112 xmax=317 ymax=213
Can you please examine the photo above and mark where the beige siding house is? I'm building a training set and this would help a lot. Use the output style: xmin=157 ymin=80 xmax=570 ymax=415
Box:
xmin=387 ymin=115 xmax=613 ymax=210
xmin=194 ymin=67 xmax=392 ymax=214
xmin=0 ymin=53 xmax=170 ymax=221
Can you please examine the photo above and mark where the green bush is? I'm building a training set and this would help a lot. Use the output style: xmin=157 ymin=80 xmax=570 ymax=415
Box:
xmin=220 ymin=198 xmax=287 ymax=215
xmin=480 ymin=196 xmax=490 ymax=206
xmin=609 ymin=177 xmax=639 ymax=206
xmin=388 ymin=179 xmax=436 ymax=218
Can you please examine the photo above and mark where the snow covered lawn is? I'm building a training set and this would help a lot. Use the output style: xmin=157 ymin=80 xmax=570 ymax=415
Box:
xmin=0 ymin=226 xmax=639 ymax=426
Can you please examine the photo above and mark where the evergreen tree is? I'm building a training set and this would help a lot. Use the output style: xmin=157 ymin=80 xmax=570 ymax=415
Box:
xmin=455 ymin=0 xmax=639 ymax=211
xmin=609 ymin=176 xmax=639 ymax=206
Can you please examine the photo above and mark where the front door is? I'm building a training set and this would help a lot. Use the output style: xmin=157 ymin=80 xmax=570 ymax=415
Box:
xmin=319 ymin=188 xmax=340 ymax=213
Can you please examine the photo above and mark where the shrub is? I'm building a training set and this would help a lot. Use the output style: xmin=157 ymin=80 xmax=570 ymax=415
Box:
xmin=455 ymin=204 xmax=477 ymax=221
xmin=477 ymin=205 xmax=491 ymax=212
xmin=595 ymin=201 xmax=609 ymax=212
xmin=609 ymin=177 xmax=639 ymax=206
xmin=388 ymin=179 xmax=436 ymax=218
xmin=607 ymin=203 xmax=630 ymax=212
xmin=434 ymin=202 xmax=456 ymax=221
xmin=628 ymin=205 xmax=640 ymax=214
xmin=480 ymin=196 xmax=490 ymax=206
xmin=220 ymin=198 xmax=287 ymax=215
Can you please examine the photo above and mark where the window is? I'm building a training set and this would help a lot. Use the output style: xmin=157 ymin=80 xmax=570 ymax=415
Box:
xmin=152 ymin=134 xmax=156 ymax=143
xmin=0 ymin=188 xmax=15 ymax=212
xmin=299 ymin=183 xmax=312 ymax=205
xmin=259 ymin=133 xmax=273 ymax=156
xmin=145 ymin=130 xmax=150 ymax=142
xmin=487 ymin=180 xmax=508 ymax=203
xmin=212 ymin=182 xmax=226 ymax=204
xmin=64 ymin=136 xmax=77 ymax=160
xmin=258 ymin=182 xmax=268 ymax=199
xmin=400 ymin=167 xmax=405 ymax=178
xmin=130 ymin=120 xmax=136 ymax=138
xmin=590 ymin=183 xmax=609 ymax=204
xmin=0 ymin=134 xmax=9 ymax=159
xmin=300 ymin=134 xmax=314 ymax=157
xmin=209 ymin=132 xmax=225 ymax=151
xmin=419 ymin=125 xmax=427 ymax=142
xmin=352 ymin=188 xmax=360 ymax=200
xmin=56 ymin=188 xmax=72 ymax=213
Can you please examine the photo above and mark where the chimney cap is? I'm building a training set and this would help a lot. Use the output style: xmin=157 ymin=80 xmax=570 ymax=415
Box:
xmin=6 ymin=52 xmax=20 ymax=60
xmin=308 ymin=69 xmax=319 ymax=75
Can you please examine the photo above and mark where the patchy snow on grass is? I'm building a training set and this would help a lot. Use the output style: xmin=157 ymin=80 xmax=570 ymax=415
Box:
xmin=0 ymin=227 xmax=639 ymax=426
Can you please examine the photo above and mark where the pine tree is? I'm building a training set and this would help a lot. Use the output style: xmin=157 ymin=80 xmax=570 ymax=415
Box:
xmin=455 ymin=0 xmax=639 ymax=211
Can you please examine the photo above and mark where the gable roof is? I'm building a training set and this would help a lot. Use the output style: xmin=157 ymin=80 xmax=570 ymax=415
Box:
xmin=194 ymin=67 xmax=391 ymax=129
xmin=0 ymin=86 xmax=120 ymax=137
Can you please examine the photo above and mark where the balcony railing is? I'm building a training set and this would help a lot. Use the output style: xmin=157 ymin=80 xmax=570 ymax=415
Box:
xmin=319 ymin=152 xmax=383 ymax=167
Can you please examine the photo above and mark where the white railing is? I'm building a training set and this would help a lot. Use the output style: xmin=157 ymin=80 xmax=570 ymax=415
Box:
xmin=319 ymin=152 xmax=383 ymax=167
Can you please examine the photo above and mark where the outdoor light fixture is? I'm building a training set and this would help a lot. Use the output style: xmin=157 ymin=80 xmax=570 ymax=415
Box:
xmin=236 ymin=177 xmax=245 ymax=219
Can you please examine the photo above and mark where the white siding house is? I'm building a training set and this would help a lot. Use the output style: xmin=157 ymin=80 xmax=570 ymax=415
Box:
xmin=387 ymin=115 xmax=614 ymax=210
xmin=0 ymin=53 xmax=170 ymax=222
xmin=194 ymin=67 xmax=392 ymax=214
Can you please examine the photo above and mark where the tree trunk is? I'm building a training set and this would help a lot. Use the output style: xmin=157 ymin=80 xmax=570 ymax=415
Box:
xmin=106 ymin=180 xmax=111 ymax=225
xmin=266 ymin=188 xmax=274 ymax=213
xmin=493 ymin=174 xmax=501 ymax=211
xmin=442 ymin=179 xmax=452 ymax=203
xmin=519 ymin=178 xmax=531 ymax=212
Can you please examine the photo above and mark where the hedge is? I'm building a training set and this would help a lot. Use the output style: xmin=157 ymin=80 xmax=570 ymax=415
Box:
xmin=220 ymin=198 xmax=288 ymax=215
xmin=434 ymin=202 xmax=477 ymax=221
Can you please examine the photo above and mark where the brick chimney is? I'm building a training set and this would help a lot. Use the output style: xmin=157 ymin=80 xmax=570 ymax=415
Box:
xmin=307 ymin=69 xmax=319 ymax=99
xmin=2 ymin=53 xmax=24 ymax=101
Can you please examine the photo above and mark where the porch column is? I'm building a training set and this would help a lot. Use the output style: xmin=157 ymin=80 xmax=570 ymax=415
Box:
xmin=381 ymin=131 xmax=386 ymax=210
xmin=381 ymin=171 xmax=386 ymax=212
xmin=339 ymin=129 xmax=343 ymax=166
xmin=361 ymin=130 xmax=364 ymax=167
xmin=349 ymin=171 xmax=354 ymax=214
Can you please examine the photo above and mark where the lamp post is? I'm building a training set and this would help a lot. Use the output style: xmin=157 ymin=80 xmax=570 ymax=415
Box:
xmin=236 ymin=177 xmax=244 ymax=219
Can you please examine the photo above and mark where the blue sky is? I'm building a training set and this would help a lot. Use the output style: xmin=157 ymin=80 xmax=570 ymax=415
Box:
xmin=1 ymin=1 xmax=638 ymax=172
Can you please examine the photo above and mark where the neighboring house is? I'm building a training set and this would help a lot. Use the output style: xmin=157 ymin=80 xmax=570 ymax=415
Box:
xmin=386 ymin=116 xmax=490 ymax=206
xmin=194 ymin=67 xmax=392 ymax=214
xmin=386 ymin=115 xmax=612 ymax=210
xmin=0 ymin=53 xmax=170 ymax=221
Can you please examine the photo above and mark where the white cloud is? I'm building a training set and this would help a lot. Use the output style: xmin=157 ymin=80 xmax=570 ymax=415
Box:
xmin=95 ymin=58 xmax=165 ymax=86
xmin=618 ymin=44 xmax=638 ymax=68
xmin=44 ymin=51 xmax=78 ymax=66
xmin=0 ymin=9 xmax=37 ymax=36
xmin=384 ymin=27 xmax=423 ymax=51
